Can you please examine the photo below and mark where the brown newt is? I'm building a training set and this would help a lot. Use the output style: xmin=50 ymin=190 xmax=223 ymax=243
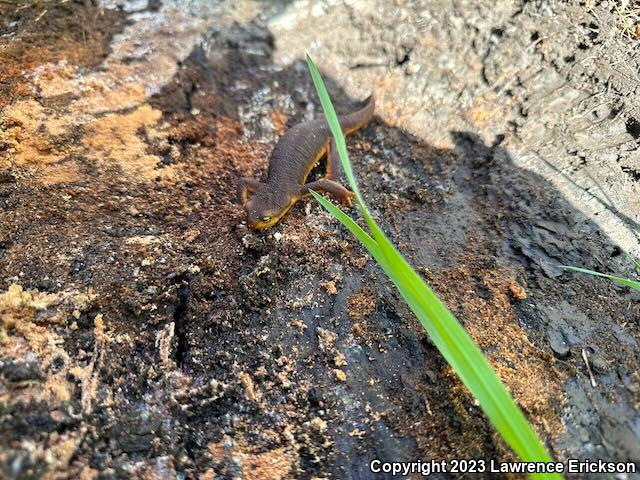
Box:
xmin=238 ymin=94 xmax=375 ymax=229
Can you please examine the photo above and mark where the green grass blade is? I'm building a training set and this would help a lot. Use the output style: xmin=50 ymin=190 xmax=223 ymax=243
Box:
xmin=358 ymin=215 xmax=556 ymax=466
xmin=306 ymin=54 xmax=390 ymax=239
xmin=306 ymin=54 xmax=561 ymax=478
xmin=562 ymin=265 xmax=640 ymax=291
xmin=306 ymin=54 xmax=363 ymax=203
xmin=373 ymin=230 xmax=556 ymax=469
xmin=310 ymin=190 xmax=379 ymax=255
xmin=623 ymin=250 xmax=640 ymax=271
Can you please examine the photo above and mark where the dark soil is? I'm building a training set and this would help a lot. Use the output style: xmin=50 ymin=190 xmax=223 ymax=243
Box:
xmin=1 ymin=1 xmax=638 ymax=479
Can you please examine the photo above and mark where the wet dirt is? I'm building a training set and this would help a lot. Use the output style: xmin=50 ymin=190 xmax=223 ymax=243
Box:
xmin=1 ymin=1 xmax=639 ymax=479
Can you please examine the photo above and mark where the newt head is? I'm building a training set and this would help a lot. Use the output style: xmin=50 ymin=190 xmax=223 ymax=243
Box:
xmin=244 ymin=187 xmax=296 ymax=230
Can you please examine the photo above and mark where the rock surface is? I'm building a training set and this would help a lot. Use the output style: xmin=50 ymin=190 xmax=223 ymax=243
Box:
xmin=1 ymin=1 xmax=638 ymax=478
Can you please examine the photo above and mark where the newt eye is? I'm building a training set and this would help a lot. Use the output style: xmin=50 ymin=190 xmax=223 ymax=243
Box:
xmin=261 ymin=216 xmax=271 ymax=222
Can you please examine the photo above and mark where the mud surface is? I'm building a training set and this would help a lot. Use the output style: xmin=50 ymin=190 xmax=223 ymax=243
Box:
xmin=1 ymin=1 xmax=639 ymax=479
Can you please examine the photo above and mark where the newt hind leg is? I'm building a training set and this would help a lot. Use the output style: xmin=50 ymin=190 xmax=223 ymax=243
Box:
xmin=300 ymin=178 xmax=354 ymax=207
xmin=325 ymin=138 xmax=343 ymax=181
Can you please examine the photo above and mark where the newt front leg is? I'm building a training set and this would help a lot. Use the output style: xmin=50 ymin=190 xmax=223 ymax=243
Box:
xmin=237 ymin=177 xmax=264 ymax=206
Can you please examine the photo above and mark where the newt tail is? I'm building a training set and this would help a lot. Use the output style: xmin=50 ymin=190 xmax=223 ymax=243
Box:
xmin=238 ymin=94 xmax=375 ymax=229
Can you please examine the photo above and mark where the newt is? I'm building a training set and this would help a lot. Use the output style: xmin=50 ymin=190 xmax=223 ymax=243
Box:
xmin=238 ymin=94 xmax=375 ymax=229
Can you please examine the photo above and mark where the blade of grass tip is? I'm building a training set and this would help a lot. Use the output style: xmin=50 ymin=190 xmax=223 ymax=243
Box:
xmin=305 ymin=54 xmax=388 ymax=238
xmin=306 ymin=57 xmax=414 ymax=306
xmin=311 ymin=196 xmax=430 ymax=292
xmin=306 ymin=55 xmax=365 ymax=206
xmin=562 ymin=265 xmax=640 ymax=291
xmin=311 ymin=191 xmax=403 ymax=279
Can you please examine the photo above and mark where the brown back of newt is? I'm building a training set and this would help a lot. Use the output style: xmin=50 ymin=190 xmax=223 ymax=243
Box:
xmin=238 ymin=94 xmax=375 ymax=229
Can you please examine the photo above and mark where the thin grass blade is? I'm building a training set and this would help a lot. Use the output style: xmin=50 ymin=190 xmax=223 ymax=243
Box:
xmin=306 ymin=55 xmax=394 ymax=240
xmin=310 ymin=190 xmax=379 ymax=255
xmin=306 ymin=54 xmax=366 ymax=208
xmin=375 ymin=230 xmax=556 ymax=469
xmin=562 ymin=265 xmax=640 ymax=291
xmin=305 ymin=55 xmax=561 ymax=477
xmin=623 ymin=250 xmax=640 ymax=271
